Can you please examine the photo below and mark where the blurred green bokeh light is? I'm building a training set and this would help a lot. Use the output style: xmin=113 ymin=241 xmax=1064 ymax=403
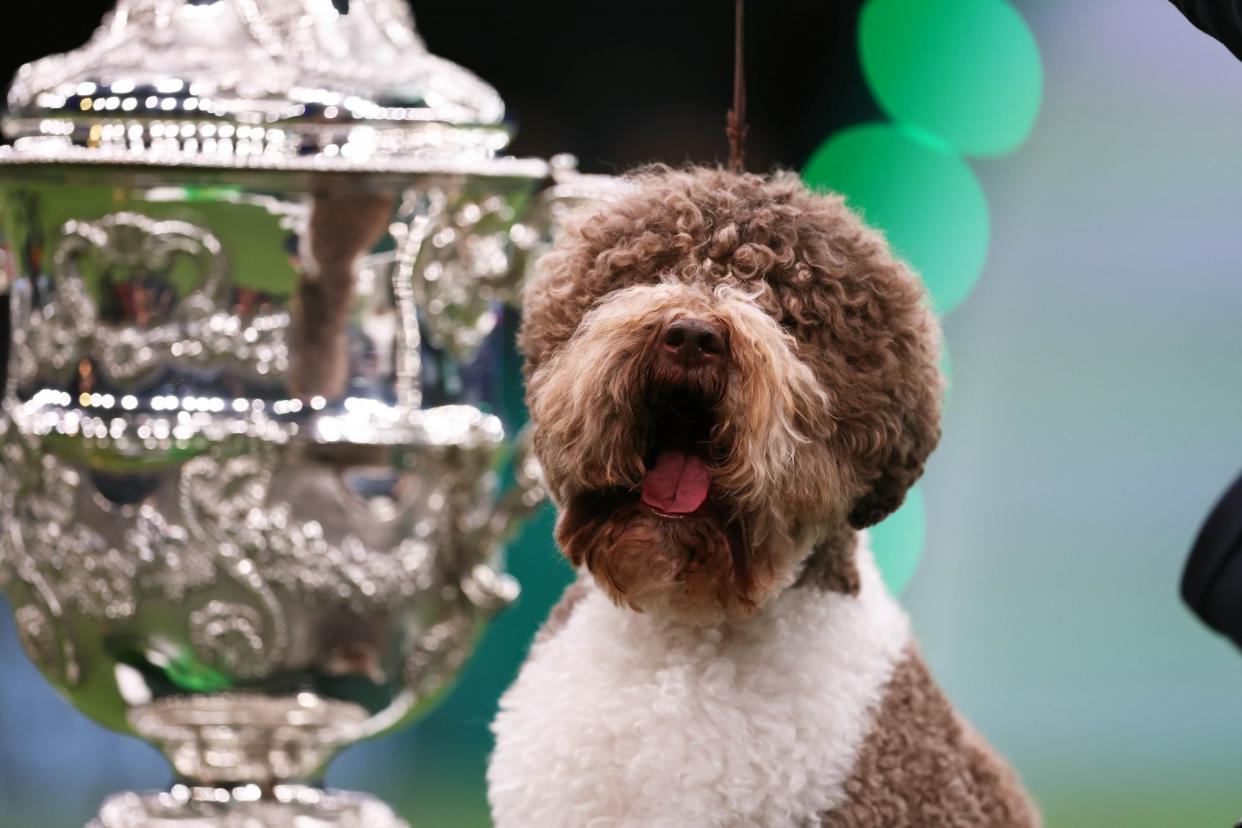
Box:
xmin=803 ymin=122 xmax=990 ymax=315
xmin=859 ymin=0 xmax=1042 ymax=156
xmin=871 ymin=484 xmax=926 ymax=595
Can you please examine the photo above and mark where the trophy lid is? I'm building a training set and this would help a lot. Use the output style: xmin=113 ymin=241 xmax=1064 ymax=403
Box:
xmin=1 ymin=0 xmax=524 ymax=171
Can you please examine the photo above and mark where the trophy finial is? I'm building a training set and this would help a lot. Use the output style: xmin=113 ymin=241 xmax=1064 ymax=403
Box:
xmin=5 ymin=0 xmax=507 ymax=163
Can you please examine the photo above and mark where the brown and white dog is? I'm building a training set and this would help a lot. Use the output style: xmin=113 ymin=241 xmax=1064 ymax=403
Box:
xmin=488 ymin=167 xmax=1039 ymax=827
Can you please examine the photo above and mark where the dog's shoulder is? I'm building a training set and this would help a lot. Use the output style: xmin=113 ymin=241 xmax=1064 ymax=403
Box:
xmin=533 ymin=575 xmax=593 ymax=646
xmin=821 ymin=648 xmax=1041 ymax=828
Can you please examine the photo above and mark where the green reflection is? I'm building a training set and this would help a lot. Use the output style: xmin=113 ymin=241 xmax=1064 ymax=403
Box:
xmin=804 ymin=122 xmax=989 ymax=315
xmin=859 ymin=0 xmax=1042 ymax=156
xmin=871 ymin=484 xmax=926 ymax=595
xmin=165 ymin=650 xmax=232 ymax=693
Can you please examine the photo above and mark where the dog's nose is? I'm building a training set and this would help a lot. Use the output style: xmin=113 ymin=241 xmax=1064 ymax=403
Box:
xmin=662 ymin=318 xmax=726 ymax=366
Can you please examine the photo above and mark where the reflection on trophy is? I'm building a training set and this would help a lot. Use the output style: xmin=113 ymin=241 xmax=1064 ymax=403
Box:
xmin=0 ymin=1 xmax=616 ymax=824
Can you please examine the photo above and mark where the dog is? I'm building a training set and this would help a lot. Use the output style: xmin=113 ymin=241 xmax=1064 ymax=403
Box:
xmin=488 ymin=166 xmax=1039 ymax=827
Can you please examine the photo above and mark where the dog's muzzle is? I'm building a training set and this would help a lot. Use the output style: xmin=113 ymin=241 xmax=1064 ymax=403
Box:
xmin=641 ymin=317 xmax=729 ymax=517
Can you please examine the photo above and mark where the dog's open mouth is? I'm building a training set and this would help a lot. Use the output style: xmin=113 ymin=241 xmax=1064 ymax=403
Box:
xmin=640 ymin=394 xmax=716 ymax=518
xmin=555 ymin=385 xmax=762 ymax=614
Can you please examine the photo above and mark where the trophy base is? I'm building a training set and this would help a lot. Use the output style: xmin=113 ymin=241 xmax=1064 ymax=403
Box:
xmin=88 ymin=784 xmax=409 ymax=828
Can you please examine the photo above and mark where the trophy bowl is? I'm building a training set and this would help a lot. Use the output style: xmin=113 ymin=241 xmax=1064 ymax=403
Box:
xmin=0 ymin=1 xmax=599 ymax=824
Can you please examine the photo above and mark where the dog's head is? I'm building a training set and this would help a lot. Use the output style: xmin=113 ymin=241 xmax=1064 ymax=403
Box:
xmin=519 ymin=167 xmax=942 ymax=621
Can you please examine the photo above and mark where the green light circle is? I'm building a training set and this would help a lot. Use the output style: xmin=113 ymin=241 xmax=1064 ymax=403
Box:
xmin=803 ymin=123 xmax=989 ymax=315
xmin=859 ymin=0 xmax=1042 ymax=156
xmin=870 ymin=485 xmax=926 ymax=595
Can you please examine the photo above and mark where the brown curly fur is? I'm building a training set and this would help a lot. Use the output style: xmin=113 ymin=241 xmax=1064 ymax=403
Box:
xmin=519 ymin=165 xmax=942 ymax=619
xmin=821 ymin=648 xmax=1041 ymax=828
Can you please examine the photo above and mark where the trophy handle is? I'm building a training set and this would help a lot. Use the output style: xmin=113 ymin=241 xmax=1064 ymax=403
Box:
xmin=507 ymin=154 xmax=631 ymax=300
xmin=485 ymin=424 xmax=549 ymax=550
xmin=454 ymin=427 xmax=542 ymax=615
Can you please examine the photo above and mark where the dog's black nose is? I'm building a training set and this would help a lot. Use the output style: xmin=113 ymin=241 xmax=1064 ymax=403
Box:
xmin=662 ymin=318 xmax=726 ymax=366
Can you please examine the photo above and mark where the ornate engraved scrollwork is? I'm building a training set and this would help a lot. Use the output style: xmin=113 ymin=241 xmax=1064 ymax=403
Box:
xmin=128 ymin=504 xmax=216 ymax=602
xmin=0 ymin=426 xmax=83 ymax=685
xmin=403 ymin=615 xmax=477 ymax=701
xmin=12 ymin=599 xmax=79 ymax=687
xmin=13 ymin=212 xmax=287 ymax=387
xmin=397 ymin=188 xmax=526 ymax=363
xmin=178 ymin=449 xmax=436 ymax=614
xmin=0 ymin=427 xmax=138 ymax=620
xmin=188 ymin=600 xmax=271 ymax=680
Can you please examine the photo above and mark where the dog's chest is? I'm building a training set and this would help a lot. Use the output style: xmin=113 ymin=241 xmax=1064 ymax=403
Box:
xmin=489 ymin=552 xmax=910 ymax=828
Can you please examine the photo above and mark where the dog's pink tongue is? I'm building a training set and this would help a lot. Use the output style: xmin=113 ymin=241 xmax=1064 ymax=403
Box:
xmin=641 ymin=450 xmax=710 ymax=514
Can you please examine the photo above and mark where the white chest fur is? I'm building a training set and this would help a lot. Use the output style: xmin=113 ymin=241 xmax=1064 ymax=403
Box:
xmin=488 ymin=543 xmax=911 ymax=828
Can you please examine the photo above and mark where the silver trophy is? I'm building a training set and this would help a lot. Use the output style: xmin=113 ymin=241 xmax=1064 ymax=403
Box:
xmin=0 ymin=1 xmax=614 ymax=824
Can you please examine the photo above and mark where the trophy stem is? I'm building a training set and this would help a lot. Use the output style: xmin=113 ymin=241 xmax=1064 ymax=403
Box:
xmin=128 ymin=693 xmax=373 ymax=787
xmin=87 ymin=693 xmax=419 ymax=825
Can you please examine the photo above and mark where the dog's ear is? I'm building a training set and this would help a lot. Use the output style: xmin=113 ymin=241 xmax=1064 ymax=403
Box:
xmin=758 ymin=177 xmax=944 ymax=531
xmin=846 ymin=328 xmax=943 ymax=529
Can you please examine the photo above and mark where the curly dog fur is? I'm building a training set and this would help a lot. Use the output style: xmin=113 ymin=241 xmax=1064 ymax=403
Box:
xmin=489 ymin=166 xmax=1039 ymax=826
